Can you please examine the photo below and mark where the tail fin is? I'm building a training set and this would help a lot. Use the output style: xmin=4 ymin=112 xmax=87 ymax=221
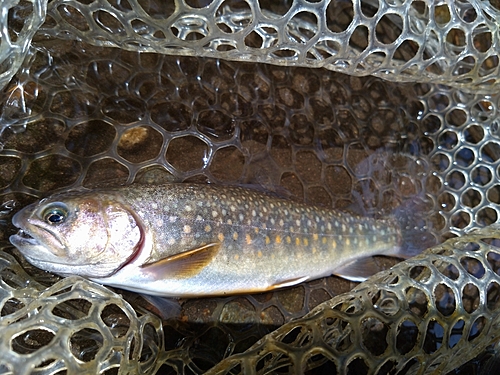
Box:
xmin=391 ymin=196 xmax=437 ymax=259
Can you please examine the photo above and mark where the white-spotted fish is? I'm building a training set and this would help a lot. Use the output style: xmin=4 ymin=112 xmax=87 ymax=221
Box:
xmin=9 ymin=184 xmax=424 ymax=297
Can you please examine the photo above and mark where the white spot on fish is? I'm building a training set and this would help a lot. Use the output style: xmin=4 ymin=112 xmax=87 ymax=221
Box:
xmin=212 ymin=211 xmax=218 ymax=218
xmin=196 ymin=215 xmax=203 ymax=221
xmin=151 ymin=202 xmax=158 ymax=210
xmin=279 ymin=219 xmax=284 ymax=226
xmin=169 ymin=216 xmax=177 ymax=223
xmin=183 ymin=225 xmax=191 ymax=234
xmin=185 ymin=205 xmax=192 ymax=212
xmin=222 ymin=209 xmax=227 ymax=216
xmin=167 ymin=238 xmax=176 ymax=245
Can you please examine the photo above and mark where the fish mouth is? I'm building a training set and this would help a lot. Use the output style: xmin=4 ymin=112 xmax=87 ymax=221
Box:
xmin=9 ymin=229 xmax=71 ymax=272
xmin=10 ymin=226 xmax=69 ymax=270
xmin=17 ymin=229 xmax=36 ymax=241
xmin=10 ymin=225 xmax=66 ymax=255
xmin=10 ymin=228 xmax=42 ymax=248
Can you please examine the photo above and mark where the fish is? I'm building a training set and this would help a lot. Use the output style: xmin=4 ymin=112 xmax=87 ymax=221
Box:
xmin=9 ymin=183 xmax=423 ymax=297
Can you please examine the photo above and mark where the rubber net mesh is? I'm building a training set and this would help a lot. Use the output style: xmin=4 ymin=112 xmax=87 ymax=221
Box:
xmin=0 ymin=0 xmax=500 ymax=374
xmin=3 ymin=0 xmax=500 ymax=93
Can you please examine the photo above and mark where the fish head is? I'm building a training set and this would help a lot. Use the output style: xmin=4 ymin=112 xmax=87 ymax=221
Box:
xmin=10 ymin=192 xmax=143 ymax=278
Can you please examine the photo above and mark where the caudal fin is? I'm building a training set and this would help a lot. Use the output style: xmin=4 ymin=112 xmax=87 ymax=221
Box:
xmin=392 ymin=196 xmax=437 ymax=259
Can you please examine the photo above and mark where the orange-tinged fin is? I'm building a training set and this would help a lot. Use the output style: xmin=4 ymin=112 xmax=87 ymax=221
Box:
xmin=140 ymin=243 xmax=221 ymax=278
xmin=333 ymin=257 xmax=382 ymax=282
xmin=267 ymin=275 xmax=310 ymax=290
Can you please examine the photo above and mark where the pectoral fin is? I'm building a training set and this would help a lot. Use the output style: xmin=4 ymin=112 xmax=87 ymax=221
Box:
xmin=141 ymin=243 xmax=221 ymax=278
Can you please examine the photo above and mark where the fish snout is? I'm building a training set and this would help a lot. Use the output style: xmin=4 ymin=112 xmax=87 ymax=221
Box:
xmin=11 ymin=203 xmax=37 ymax=229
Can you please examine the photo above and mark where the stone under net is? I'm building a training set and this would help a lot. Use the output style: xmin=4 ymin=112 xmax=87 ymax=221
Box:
xmin=0 ymin=0 xmax=500 ymax=374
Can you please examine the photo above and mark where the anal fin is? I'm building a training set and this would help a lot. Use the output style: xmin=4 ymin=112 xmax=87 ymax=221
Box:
xmin=140 ymin=243 xmax=221 ymax=278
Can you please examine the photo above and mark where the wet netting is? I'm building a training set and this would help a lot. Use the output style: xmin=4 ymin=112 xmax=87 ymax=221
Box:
xmin=0 ymin=0 xmax=499 ymax=374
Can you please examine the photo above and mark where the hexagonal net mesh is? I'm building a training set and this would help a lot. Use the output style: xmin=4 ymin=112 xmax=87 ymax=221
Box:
xmin=5 ymin=0 xmax=500 ymax=93
xmin=0 ymin=0 xmax=500 ymax=374
xmin=0 ymin=247 xmax=163 ymax=375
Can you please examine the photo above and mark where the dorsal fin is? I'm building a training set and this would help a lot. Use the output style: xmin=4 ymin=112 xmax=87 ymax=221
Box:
xmin=140 ymin=243 xmax=221 ymax=278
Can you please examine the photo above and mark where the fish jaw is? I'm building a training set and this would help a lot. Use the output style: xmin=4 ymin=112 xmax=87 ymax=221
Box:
xmin=9 ymin=230 xmax=78 ymax=276
xmin=10 ymin=232 xmax=54 ymax=263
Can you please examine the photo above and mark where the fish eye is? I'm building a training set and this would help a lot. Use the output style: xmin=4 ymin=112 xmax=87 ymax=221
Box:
xmin=41 ymin=203 xmax=69 ymax=225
